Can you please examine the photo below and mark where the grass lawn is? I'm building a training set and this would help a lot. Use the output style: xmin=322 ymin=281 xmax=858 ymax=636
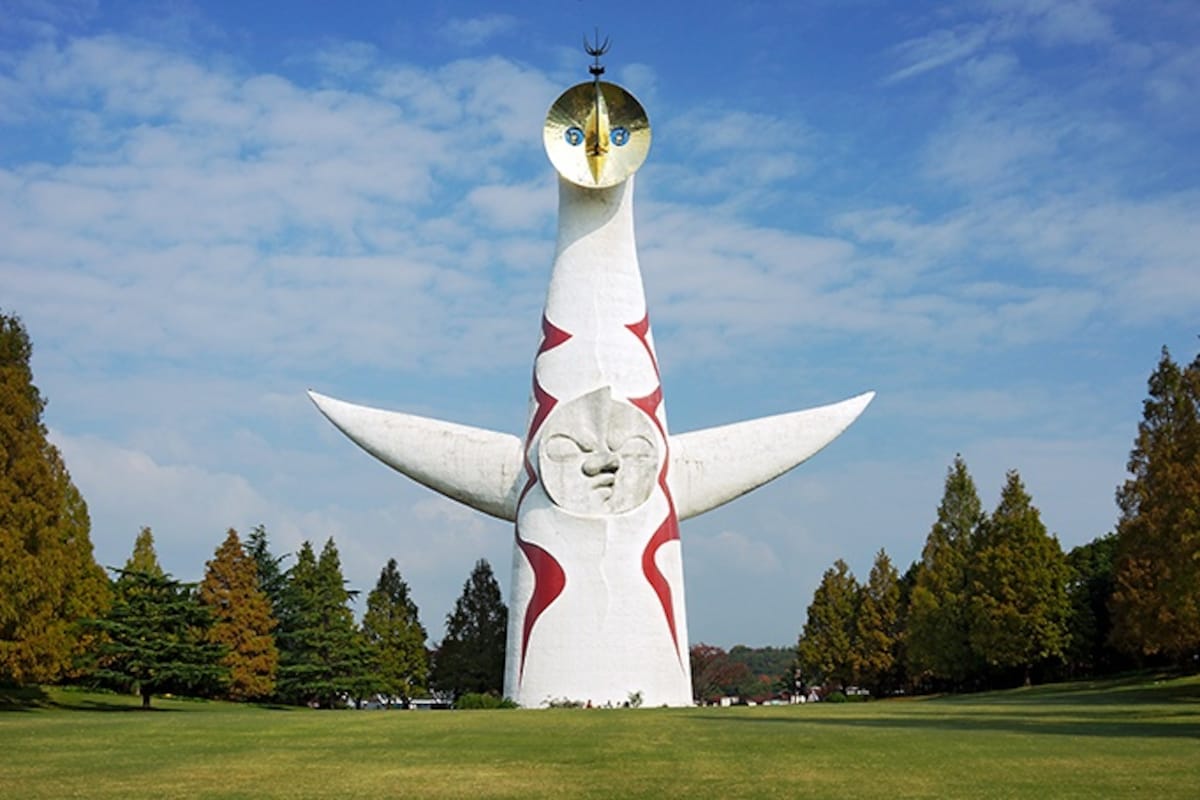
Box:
xmin=2 ymin=674 xmax=1197 ymax=799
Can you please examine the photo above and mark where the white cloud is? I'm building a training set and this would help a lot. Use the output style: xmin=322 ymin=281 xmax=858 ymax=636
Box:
xmin=987 ymin=0 xmax=1115 ymax=46
xmin=439 ymin=14 xmax=518 ymax=48
xmin=688 ymin=530 xmax=783 ymax=575
xmin=886 ymin=25 xmax=991 ymax=84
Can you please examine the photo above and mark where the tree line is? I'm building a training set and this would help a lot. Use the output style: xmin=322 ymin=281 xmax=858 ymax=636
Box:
xmin=4 ymin=308 xmax=1198 ymax=705
xmin=82 ymin=524 xmax=507 ymax=708
xmin=0 ymin=311 xmax=508 ymax=707
xmin=796 ymin=346 xmax=1200 ymax=696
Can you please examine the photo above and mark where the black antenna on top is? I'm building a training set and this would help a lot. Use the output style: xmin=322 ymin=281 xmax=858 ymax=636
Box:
xmin=584 ymin=28 xmax=610 ymax=78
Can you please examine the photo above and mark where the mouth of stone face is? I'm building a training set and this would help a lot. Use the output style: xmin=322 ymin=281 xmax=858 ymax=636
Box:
xmin=592 ymin=475 xmax=616 ymax=494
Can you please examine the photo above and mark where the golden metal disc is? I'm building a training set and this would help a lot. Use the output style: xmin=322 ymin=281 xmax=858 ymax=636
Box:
xmin=544 ymin=81 xmax=651 ymax=188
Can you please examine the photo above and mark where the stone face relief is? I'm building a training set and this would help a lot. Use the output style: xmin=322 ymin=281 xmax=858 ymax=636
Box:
xmin=537 ymin=386 xmax=659 ymax=516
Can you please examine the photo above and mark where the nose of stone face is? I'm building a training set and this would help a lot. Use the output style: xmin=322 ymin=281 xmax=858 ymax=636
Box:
xmin=582 ymin=450 xmax=620 ymax=477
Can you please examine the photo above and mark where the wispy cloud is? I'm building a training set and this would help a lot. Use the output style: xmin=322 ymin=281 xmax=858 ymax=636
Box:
xmin=439 ymin=14 xmax=518 ymax=48
xmin=886 ymin=25 xmax=991 ymax=84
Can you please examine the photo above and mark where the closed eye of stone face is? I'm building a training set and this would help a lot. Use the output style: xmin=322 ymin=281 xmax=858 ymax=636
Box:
xmin=616 ymin=435 xmax=655 ymax=461
xmin=543 ymin=433 xmax=590 ymax=462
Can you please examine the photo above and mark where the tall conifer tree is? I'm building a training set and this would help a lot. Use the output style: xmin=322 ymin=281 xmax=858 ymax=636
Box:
xmin=854 ymin=549 xmax=903 ymax=695
xmin=123 ymin=527 xmax=164 ymax=577
xmin=906 ymin=456 xmax=984 ymax=687
xmin=1110 ymin=347 xmax=1200 ymax=662
xmin=92 ymin=532 xmax=225 ymax=707
xmin=1065 ymin=533 xmax=1123 ymax=677
xmin=797 ymin=559 xmax=859 ymax=689
xmin=361 ymin=558 xmax=429 ymax=706
xmin=432 ymin=559 xmax=507 ymax=699
xmin=198 ymin=529 xmax=279 ymax=701
xmin=246 ymin=524 xmax=288 ymax=620
xmin=967 ymin=470 xmax=1070 ymax=685
xmin=276 ymin=539 xmax=363 ymax=707
xmin=1 ymin=312 xmax=110 ymax=684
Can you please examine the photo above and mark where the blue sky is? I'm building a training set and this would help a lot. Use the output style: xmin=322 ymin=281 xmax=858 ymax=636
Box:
xmin=2 ymin=0 xmax=1197 ymax=648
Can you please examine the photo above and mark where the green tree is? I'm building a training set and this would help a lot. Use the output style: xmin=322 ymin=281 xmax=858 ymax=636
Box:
xmin=967 ymin=470 xmax=1070 ymax=685
xmin=198 ymin=528 xmax=279 ymax=701
xmin=245 ymin=524 xmax=288 ymax=620
xmin=1065 ymin=533 xmax=1124 ymax=677
xmin=726 ymin=645 xmax=796 ymax=698
xmin=276 ymin=539 xmax=364 ymax=707
xmin=796 ymin=559 xmax=859 ymax=689
xmin=91 ymin=533 xmax=225 ymax=708
xmin=124 ymin=527 xmax=164 ymax=578
xmin=854 ymin=549 xmax=903 ymax=696
xmin=0 ymin=312 xmax=110 ymax=684
xmin=432 ymin=559 xmax=507 ymax=700
xmin=907 ymin=456 xmax=984 ymax=688
xmin=1110 ymin=347 xmax=1200 ymax=663
xmin=361 ymin=558 xmax=429 ymax=707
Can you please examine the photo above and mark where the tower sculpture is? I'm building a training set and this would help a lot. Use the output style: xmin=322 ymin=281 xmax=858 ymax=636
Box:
xmin=310 ymin=40 xmax=872 ymax=707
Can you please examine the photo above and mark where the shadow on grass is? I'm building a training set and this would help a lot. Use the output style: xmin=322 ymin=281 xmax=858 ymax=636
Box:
xmin=943 ymin=677 xmax=1200 ymax=707
xmin=63 ymin=699 xmax=178 ymax=712
xmin=0 ymin=686 xmax=195 ymax=713
xmin=688 ymin=676 xmax=1200 ymax=740
xmin=0 ymin=684 xmax=50 ymax=711
xmin=696 ymin=710 xmax=1200 ymax=740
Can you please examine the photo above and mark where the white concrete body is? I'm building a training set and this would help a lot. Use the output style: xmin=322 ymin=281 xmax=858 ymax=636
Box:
xmin=308 ymin=178 xmax=874 ymax=709
xmin=504 ymin=177 xmax=691 ymax=707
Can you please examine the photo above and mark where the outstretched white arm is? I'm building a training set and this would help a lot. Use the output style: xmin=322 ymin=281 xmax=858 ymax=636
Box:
xmin=308 ymin=391 xmax=525 ymax=522
xmin=669 ymin=391 xmax=874 ymax=521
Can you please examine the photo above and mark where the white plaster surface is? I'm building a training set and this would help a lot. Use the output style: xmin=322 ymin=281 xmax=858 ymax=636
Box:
xmin=537 ymin=386 xmax=660 ymax=516
xmin=504 ymin=177 xmax=694 ymax=708
xmin=307 ymin=390 xmax=524 ymax=521
xmin=670 ymin=392 xmax=875 ymax=521
xmin=310 ymin=174 xmax=873 ymax=709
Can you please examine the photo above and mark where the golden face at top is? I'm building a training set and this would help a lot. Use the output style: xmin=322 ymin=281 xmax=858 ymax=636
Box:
xmin=544 ymin=81 xmax=651 ymax=188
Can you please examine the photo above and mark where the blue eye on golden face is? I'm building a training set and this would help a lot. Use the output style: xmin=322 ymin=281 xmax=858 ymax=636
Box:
xmin=610 ymin=127 xmax=629 ymax=146
xmin=565 ymin=127 xmax=585 ymax=146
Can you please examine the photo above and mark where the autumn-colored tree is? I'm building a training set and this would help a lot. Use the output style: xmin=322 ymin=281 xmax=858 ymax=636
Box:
xmin=797 ymin=559 xmax=859 ymax=689
xmin=276 ymin=539 xmax=365 ymax=707
xmin=432 ymin=559 xmax=507 ymax=699
xmin=967 ymin=470 xmax=1070 ymax=685
xmin=361 ymin=558 xmax=428 ymax=706
xmin=907 ymin=456 xmax=984 ymax=687
xmin=853 ymin=549 xmax=903 ymax=695
xmin=1110 ymin=348 xmax=1200 ymax=663
xmin=690 ymin=643 xmax=751 ymax=703
xmin=198 ymin=528 xmax=279 ymax=701
xmin=726 ymin=645 xmax=797 ymax=699
xmin=0 ymin=312 xmax=110 ymax=684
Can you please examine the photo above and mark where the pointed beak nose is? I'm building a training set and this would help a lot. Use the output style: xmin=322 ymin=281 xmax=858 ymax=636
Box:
xmin=585 ymin=88 xmax=610 ymax=183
